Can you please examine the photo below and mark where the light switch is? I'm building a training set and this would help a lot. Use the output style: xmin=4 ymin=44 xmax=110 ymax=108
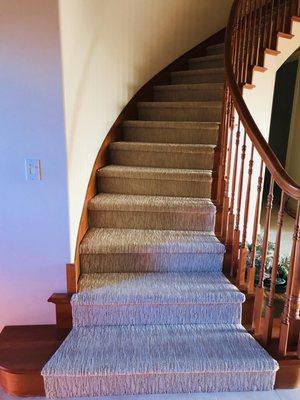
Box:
xmin=25 ymin=159 xmax=42 ymax=181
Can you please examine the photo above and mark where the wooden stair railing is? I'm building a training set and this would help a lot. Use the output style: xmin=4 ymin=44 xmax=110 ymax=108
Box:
xmin=221 ymin=0 xmax=300 ymax=358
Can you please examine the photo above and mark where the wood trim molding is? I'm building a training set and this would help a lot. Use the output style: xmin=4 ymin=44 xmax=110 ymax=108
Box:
xmin=71 ymin=28 xmax=226 ymax=292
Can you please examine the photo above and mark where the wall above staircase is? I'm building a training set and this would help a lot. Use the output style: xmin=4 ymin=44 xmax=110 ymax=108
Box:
xmin=58 ymin=0 xmax=234 ymax=258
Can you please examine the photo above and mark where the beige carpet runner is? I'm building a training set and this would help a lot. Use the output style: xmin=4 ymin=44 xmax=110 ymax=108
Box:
xmin=42 ymin=42 xmax=278 ymax=398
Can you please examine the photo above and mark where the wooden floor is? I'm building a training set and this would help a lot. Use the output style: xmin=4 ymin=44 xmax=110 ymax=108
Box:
xmin=0 ymin=325 xmax=70 ymax=396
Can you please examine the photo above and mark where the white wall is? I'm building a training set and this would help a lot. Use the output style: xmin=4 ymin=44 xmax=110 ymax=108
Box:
xmin=59 ymin=0 xmax=233 ymax=258
xmin=285 ymin=51 xmax=300 ymax=214
xmin=0 ymin=0 xmax=70 ymax=330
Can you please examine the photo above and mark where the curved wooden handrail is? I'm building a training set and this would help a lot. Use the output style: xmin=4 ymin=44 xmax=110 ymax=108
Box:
xmin=225 ymin=0 xmax=300 ymax=200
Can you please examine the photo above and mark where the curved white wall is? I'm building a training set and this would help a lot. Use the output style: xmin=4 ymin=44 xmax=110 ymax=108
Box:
xmin=58 ymin=0 xmax=233 ymax=258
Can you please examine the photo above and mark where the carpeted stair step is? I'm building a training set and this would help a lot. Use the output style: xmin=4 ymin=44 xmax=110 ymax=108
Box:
xmin=88 ymin=194 xmax=216 ymax=231
xmin=72 ymin=272 xmax=245 ymax=326
xmin=123 ymin=120 xmax=219 ymax=144
xmin=171 ymin=67 xmax=225 ymax=84
xmin=42 ymin=323 xmax=279 ymax=397
xmin=97 ymin=165 xmax=213 ymax=198
xmin=138 ymin=101 xmax=222 ymax=122
xmin=206 ymin=42 xmax=225 ymax=55
xmin=109 ymin=142 xmax=215 ymax=169
xmin=79 ymin=228 xmax=225 ymax=273
xmin=154 ymin=83 xmax=223 ymax=102
xmin=188 ymin=54 xmax=224 ymax=70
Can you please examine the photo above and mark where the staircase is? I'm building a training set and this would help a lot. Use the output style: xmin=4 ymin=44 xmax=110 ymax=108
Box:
xmin=42 ymin=42 xmax=278 ymax=397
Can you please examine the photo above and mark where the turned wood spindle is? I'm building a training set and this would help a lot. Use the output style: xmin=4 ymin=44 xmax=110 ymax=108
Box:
xmin=226 ymin=118 xmax=241 ymax=248
xmin=231 ymin=129 xmax=247 ymax=277
xmin=252 ymin=176 xmax=274 ymax=334
xmin=279 ymin=203 xmax=300 ymax=355
xmin=262 ymin=191 xmax=286 ymax=344
xmin=247 ymin=160 xmax=264 ymax=295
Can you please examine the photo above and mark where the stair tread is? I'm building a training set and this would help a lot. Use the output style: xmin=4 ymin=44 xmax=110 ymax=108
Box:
xmin=42 ymin=324 xmax=278 ymax=377
xmin=98 ymin=165 xmax=212 ymax=180
xmin=72 ymin=272 xmax=245 ymax=305
xmin=154 ymin=83 xmax=224 ymax=90
xmin=207 ymin=43 xmax=225 ymax=50
xmin=110 ymin=142 xmax=216 ymax=153
xmin=88 ymin=193 xmax=215 ymax=212
xmin=80 ymin=228 xmax=224 ymax=254
xmin=138 ymin=101 xmax=222 ymax=108
xmin=189 ymin=53 xmax=224 ymax=63
xmin=123 ymin=120 xmax=220 ymax=128
xmin=172 ymin=67 xmax=225 ymax=76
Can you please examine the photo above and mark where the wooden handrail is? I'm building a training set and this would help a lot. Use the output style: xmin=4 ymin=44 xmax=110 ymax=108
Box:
xmin=223 ymin=0 xmax=300 ymax=357
xmin=225 ymin=0 xmax=300 ymax=200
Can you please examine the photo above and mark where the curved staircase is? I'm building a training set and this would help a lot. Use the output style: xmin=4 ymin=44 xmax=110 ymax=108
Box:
xmin=42 ymin=42 xmax=278 ymax=397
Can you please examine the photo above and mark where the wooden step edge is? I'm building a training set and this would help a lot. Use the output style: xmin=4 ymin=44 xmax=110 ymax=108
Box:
xmin=253 ymin=65 xmax=268 ymax=73
xmin=48 ymin=293 xmax=72 ymax=304
xmin=291 ymin=16 xmax=300 ymax=23
xmin=0 ymin=325 xmax=70 ymax=396
xmin=265 ymin=48 xmax=281 ymax=56
xmin=243 ymin=83 xmax=256 ymax=90
xmin=48 ymin=293 xmax=73 ymax=329
xmin=278 ymin=32 xmax=295 ymax=40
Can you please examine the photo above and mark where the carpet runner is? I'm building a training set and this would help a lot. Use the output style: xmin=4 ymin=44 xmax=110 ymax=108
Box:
xmin=42 ymin=41 xmax=278 ymax=397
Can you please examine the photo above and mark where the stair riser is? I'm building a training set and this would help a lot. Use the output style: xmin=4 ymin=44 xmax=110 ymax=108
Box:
xmin=98 ymin=176 xmax=212 ymax=198
xmin=172 ymin=72 xmax=224 ymax=84
xmin=154 ymin=87 xmax=223 ymax=102
xmin=80 ymin=252 xmax=223 ymax=273
xmin=110 ymin=149 xmax=214 ymax=169
xmin=207 ymin=45 xmax=225 ymax=55
xmin=88 ymin=209 xmax=215 ymax=231
xmin=123 ymin=126 xmax=219 ymax=145
xmin=44 ymin=371 xmax=276 ymax=397
xmin=138 ymin=106 xmax=222 ymax=122
xmin=189 ymin=58 xmax=224 ymax=70
xmin=72 ymin=303 xmax=242 ymax=326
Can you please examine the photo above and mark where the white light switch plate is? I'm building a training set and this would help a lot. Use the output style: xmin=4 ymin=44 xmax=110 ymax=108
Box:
xmin=25 ymin=159 xmax=42 ymax=180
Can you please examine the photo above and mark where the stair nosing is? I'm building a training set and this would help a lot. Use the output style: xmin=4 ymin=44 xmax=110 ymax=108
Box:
xmin=109 ymin=142 xmax=216 ymax=153
xmin=172 ymin=67 xmax=225 ymax=76
xmin=123 ymin=120 xmax=220 ymax=128
xmin=188 ymin=54 xmax=224 ymax=63
xmin=137 ymin=101 xmax=222 ymax=108
xmin=153 ymin=83 xmax=224 ymax=91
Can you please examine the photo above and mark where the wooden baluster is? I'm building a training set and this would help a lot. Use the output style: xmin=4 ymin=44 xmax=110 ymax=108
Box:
xmin=262 ymin=191 xmax=286 ymax=344
xmin=241 ymin=1 xmax=250 ymax=84
xmin=217 ymin=85 xmax=230 ymax=206
xmin=237 ymin=143 xmax=254 ymax=288
xmin=245 ymin=0 xmax=254 ymax=83
xmin=256 ymin=0 xmax=264 ymax=65
xmin=276 ymin=0 xmax=282 ymax=31
xmin=288 ymin=201 xmax=300 ymax=346
xmin=233 ymin=3 xmax=242 ymax=77
xmin=247 ymin=160 xmax=264 ymax=295
xmin=263 ymin=0 xmax=269 ymax=49
xmin=253 ymin=176 xmax=274 ymax=334
xmin=237 ymin=1 xmax=246 ymax=84
xmin=226 ymin=119 xmax=241 ymax=248
xmin=231 ymin=129 xmax=247 ymax=278
xmin=251 ymin=0 xmax=259 ymax=66
xmin=279 ymin=203 xmax=299 ymax=355
xmin=283 ymin=0 xmax=288 ymax=31
xmin=268 ymin=0 xmax=275 ymax=48
xmin=221 ymin=101 xmax=235 ymax=240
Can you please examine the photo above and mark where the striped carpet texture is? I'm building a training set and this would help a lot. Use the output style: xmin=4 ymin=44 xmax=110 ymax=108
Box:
xmin=42 ymin=42 xmax=278 ymax=397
